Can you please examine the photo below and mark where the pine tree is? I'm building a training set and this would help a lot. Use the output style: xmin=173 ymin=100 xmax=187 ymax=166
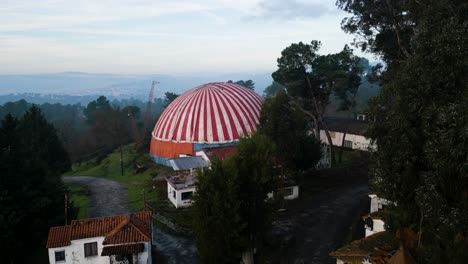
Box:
xmin=0 ymin=106 xmax=71 ymax=262
xmin=338 ymin=0 xmax=468 ymax=262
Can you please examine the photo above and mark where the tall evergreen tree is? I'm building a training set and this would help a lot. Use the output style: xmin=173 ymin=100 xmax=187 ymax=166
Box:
xmin=193 ymin=134 xmax=277 ymax=263
xmin=193 ymin=159 xmax=246 ymax=264
xmin=258 ymin=89 xmax=321 ymax=173
xmin=272 ymin=42 xmax=363 ymax=165
xmin=338 ymin=0 xmax=468 ymax=262
xmin=0 ymin=106 xmax=70 ymax=262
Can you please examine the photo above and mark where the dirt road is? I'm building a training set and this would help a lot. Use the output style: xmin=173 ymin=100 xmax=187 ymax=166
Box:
xmin=63 ymin=176 xmax=198 ymax=264
xmin=268 ymin=163 xmax=369 ymax=264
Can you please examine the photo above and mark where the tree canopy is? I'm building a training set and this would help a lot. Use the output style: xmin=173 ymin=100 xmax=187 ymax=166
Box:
xmin=193 ymin=134 xmax=277 ymax=263
xmin=258 ymin=89 xmax=321 ymax=173
xmin=0 ymin=106 xmax=70 ymax=262
xmin=227 ymin=80 xmax=255 ymax=90
xmin=272 ymin=41 xmax=363 ymax=165
xmin=163 ymin=92 xmax=179 ymax=108
xmin=338 ymin=0 xmax=468 ymax=262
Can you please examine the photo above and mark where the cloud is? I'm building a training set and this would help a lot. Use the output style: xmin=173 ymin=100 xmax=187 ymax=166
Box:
xmin=250 ymin=0 xmax=332 ymax=20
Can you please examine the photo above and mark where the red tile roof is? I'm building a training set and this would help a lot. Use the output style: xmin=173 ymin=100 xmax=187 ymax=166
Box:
xmin=329 ymin=231 xmax=398 ymax=257
xmin=47 ymin=226 xmax=71 ymax=248
xmin=101 ymin=243 xmax=145 ymax=256
xmin=46 ymin=211 xmax=152 ymax=248
xmin=203 ymin=146 xmax=238 ymax=161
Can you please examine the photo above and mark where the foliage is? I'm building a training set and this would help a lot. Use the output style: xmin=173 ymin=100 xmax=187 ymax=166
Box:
xmin=193 ymin=159 xmax=246 ymax=263
xmin=66 ymin=144 xmax=170 ymax=210
xmin=163 ymin=92 xmax=179 ymax=108
xmin=0 ymin=97 xmax=164 ymax=163
xmin=0 ymin=107 xmax=71 ymax=262
xmin=66 ymin=183 xmax=89 ymax=219
xmin=336 ymin=0 xmax=416 ymax=67
xmin=84 ymin=96 xmax=111 ymax=124
xmin=339 ymin=0 xmax=468 ymax=262
xmin=272 ymin=41 xmax=363 ymax=165
xmin=263 ymin=81 xmax=285 ymax=97
xmin=227 ymin=80 xmax=255 ymax=90
xmin=258 ymin=89 xmax=321 ymax=172
xmin=193 ymin=134 xmax=277 ymax=263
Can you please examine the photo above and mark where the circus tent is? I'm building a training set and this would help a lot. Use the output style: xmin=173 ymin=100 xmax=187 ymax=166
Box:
xmin=150 ymin=82 xmax=263 ymax=165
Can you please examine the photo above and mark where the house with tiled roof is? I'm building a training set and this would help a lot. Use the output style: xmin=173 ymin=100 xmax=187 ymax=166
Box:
xmin=46 ymin=211 xmax=153 ymax=264
xmin=319 ymin=116 xmax=375 ymax=151
xmin=330 ymin=231 xmax=398 ymax=264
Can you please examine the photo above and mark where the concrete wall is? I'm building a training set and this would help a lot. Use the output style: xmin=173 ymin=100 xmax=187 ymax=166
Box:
xmin=365 ymin=219 xmax=386 ymax=237
xmin=48 ymin=238 xmax=151 ymax=264
xmin=368 ymin=194 xmax=390 ymax=213
xmin=267 ymin=185 xmax=299 ymax=200
xmin=48 ymin=237 xmax=108 ymax=264
xmin=320 ymin=130 xmax=374 ymax=151
xmin=167 ymin=183 xmax=196 ymax=208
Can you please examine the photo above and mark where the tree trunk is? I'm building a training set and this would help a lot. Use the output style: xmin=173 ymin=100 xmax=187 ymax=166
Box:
xmin=339 ymin=132 xmax=347 ymax=163
xmin=319 ymin=120 xmax=335 ymax=166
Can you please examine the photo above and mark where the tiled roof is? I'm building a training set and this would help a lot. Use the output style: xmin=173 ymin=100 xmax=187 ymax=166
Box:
xmin=47 ymin=211 xmax=152 ymax=248
xmin=330 ymin=231 xmax=398 ymax=257
xmin=101 ymin=243 xmax=145 ymax=256
xmin=322 ymin=117 xmax=368 ymax=136
xmin=103 ymin=216 xmax=151 ymax=245
xmin=47 ymin=226 xmax=71 ymax=248
xmin=203 ymin=146 xmax=238 ymax=161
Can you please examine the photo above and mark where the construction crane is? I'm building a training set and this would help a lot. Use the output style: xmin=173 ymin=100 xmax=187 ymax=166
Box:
xmin=130 ymin=80 xmax=158 ymax=150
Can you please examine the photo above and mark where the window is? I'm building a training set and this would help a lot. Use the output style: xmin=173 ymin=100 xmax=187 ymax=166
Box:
xmin=181 ymin=191 xmax=193 ymax=201
xmin=172 ymin=190 xmax=176 ymax=199
xmin=343 ymin=140 xmax=353 ymax=149
xmin=284 ymin=187 xmax=294 ymax=196
xmin=55 ymin=250 xmax=65 ymax=262
xmin=84 ymin=242 xmax=98 ymax=257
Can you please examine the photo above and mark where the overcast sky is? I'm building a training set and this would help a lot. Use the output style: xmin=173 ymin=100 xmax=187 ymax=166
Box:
xmin=0 ymin=0 xmax=373 ymax=75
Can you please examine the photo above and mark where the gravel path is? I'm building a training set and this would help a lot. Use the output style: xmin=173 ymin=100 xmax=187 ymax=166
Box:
xmin=63 ymin=176 xmax=131 ymax=217
xmin=63 ymin=176 xmax=198 ymax=263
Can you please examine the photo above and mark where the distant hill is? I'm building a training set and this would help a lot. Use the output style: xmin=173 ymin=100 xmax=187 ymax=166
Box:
xmin=0 ymin=72 xmax=273 ymax=104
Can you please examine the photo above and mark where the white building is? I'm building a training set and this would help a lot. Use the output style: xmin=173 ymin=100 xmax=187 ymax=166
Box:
xmin=166 ymin=156 xmax=208 ymax=208
xmin=319 ymin=117 xmax=374 ymax=151
xmin=46 ymin=211 xmax=153 ymax=264
xmin=363 ymin=194 xmax=391 ymax=237
xmin=267 ymin=185 xmax=300 ymax=200
xmin=167 ymin=174 xmax=197 ymax=208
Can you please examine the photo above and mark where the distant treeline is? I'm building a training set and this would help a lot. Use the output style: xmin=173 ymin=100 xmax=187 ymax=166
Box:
xmin=0 ymin=97 xmax=165 ymax=163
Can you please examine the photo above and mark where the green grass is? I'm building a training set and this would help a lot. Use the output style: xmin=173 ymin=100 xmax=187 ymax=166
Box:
xmin=65 ymin=144 xmax=197 ymax=231
xmin=65 ymin=144 xmax=173 ymax=211
xmin=66 ymin=183 xmax=89 ymax=219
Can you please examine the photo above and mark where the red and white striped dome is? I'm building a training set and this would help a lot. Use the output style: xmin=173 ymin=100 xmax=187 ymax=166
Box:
xmin=152 ymin=82 xmax=263 ymax=144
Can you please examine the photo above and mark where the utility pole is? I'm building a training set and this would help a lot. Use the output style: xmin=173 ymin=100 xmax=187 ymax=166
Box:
xmin=120 ymin=142 xmax=124 ymax=176
xmin=143 ymin=189 xmax=147 ymax=211
xmin=64 ymin=192 xmax=68 ymax=225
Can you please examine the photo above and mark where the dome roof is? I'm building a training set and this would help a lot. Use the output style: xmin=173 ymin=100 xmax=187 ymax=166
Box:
xmin=152 ymin=82 xmax=263 ymax=144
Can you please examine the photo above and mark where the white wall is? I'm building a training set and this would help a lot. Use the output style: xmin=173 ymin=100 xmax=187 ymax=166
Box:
xmin=167 ymin=182 xmax=196 ymax=208
xmin=48 ymin=237 xmax=108 ymax=264
xmin=48 ymin=238 xmax=151 ymax=264
xmin=320 ymin=130 xmax=374 ymax=151
xmin=365 ymin=219 xmax=386 ymax=237
xmin=369 ymin=194 xmax=390 ymax=213
xmin=267 ymin=186 xmax=299 ymax=200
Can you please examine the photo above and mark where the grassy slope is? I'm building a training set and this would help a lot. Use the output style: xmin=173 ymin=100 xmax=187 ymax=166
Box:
xmin=66 ymin=183 xmax=89 ymax=219
xmin=65 ymin=144 xmax=193 ymax=230
xmin=65 ymin=144 xmax=172 ymax=210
